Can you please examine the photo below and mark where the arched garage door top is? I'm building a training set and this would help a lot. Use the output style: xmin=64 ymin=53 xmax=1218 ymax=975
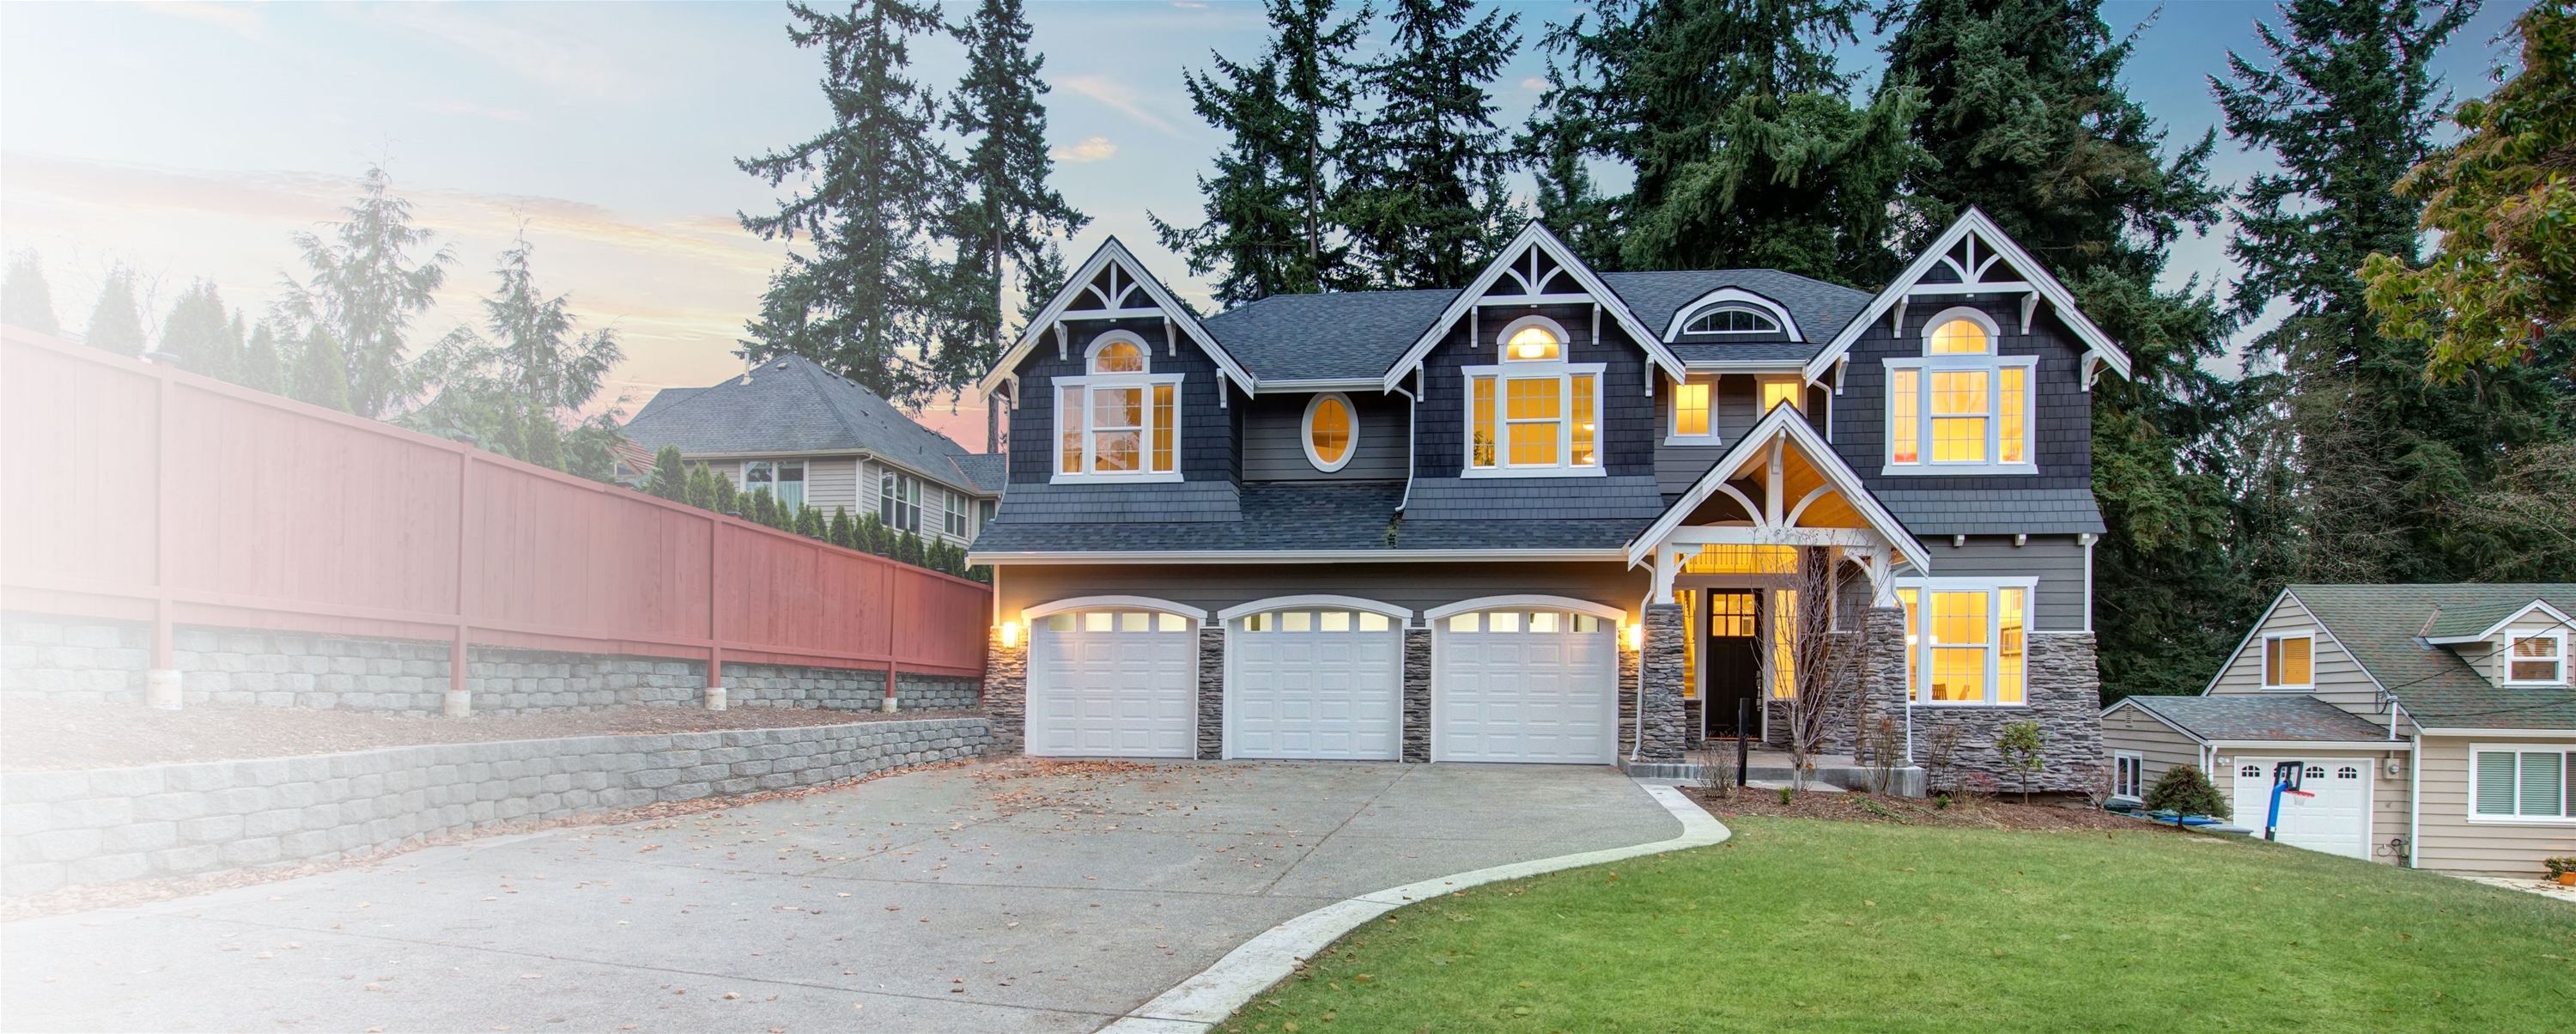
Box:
xmin=1424 ymin=594 xmax=1627 ymax=623
xmin=1022 ymin=595 xmax=1208 ymax=625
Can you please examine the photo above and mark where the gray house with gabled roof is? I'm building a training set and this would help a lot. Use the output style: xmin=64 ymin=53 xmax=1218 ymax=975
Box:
xmin=969 ymin=211 xmax=2115 ymax=787
xmin=622 ymin=355 xmax=1005 ymax=547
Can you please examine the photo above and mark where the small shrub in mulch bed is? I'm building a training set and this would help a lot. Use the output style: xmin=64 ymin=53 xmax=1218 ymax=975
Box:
xmin=1683 ymin=786 xmax=2172 ymax=832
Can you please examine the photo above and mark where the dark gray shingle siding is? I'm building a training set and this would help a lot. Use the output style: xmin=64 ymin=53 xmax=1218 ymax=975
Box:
xmin=1403 ymin=476 xmax=1668 ymax=521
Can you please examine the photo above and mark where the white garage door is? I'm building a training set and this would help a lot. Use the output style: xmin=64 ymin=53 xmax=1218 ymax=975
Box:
xmin=1434 ymin=607 xmax=1617 ymax=764
xmin=1228 ymin=608 xmax=1401 ymax=760
xmin=2229 ymin=758 xmax=2372 ymax=860
xmin=1028 ymin=609 xmax=1196 ymax=758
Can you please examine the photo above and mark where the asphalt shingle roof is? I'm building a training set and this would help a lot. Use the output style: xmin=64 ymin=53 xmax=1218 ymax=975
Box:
xmin=1598 ymin=269 xmax=1874 ymax=348
xmin=1201 ymin=289 xmax=1460 ymax=381
xmin=2123 ymin=694 xmax=2394 ymax=743
xmin=946 ymin=453 xmax=1009 ymax=494
xmin=2286 ymin=584 xmax=2576 ymax=731
xmin=621 ymin=355 xmax=993 ymax=494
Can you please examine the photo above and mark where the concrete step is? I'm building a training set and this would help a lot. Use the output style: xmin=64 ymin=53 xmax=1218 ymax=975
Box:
xmin=1623 ymin=759 xmax=1927 ymax=797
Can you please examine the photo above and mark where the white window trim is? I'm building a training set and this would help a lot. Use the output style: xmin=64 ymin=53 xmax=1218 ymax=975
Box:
xmin=1084 ymin=330 xmax=1154 ymax=373
xmin=2467 ymin=743 xmax=2575 ymax=824
xmin=1665 ymin=374 xmax=1720 ymax=445
xmin=880 ymin=471 xmax=923 ymax=532
xmin=1461 ymin=359 xmax=1609 ymax=479
xmin=2262 ymin=631 xmax=2317 ymax=690
xmin=2112 ymin=751 xmax=2145 ymax=801
xmin=742 ymin=459 xmax=808 ymax=510
xmin=1681 ymin=305 xmax=1783 ymax=335
xmin=1898 ymin=576 xmax=2038 ymax=708
xmin=1495 ymin=313 xmax=1573 ymax=358
xmin=1880 ymin=354 xmax=2038 ymax=476
xmin=1050 ymin=371 xmax=1186 ymax=484
xmin=1301 ymin=392 xmax=1359 ymax=472
xmin=2501 ymin=630 xmax=2567 ymax=687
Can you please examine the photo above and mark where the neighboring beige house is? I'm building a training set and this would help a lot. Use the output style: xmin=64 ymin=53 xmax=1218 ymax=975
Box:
xmin=2104 ymin=584 xmax=2573 ymax=876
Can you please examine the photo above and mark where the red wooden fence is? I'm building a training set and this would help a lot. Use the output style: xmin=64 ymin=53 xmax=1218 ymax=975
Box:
xmin=0 ymin=325 xmax=991 ymax=700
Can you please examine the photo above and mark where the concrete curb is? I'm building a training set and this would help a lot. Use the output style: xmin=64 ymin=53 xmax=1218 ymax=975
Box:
xmin=1098 ymin=781 xmax=1731 ymax=1033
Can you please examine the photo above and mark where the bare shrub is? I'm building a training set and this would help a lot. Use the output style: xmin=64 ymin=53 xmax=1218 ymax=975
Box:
xmin=1771 ymin=547 xmax=1862 ymax=791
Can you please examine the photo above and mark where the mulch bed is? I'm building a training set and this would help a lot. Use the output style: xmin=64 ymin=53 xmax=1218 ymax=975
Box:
xmin=0 ymin=700 xmax=982 ymax=773
xmin=1683 ymin=784 xmax=2173 ymax=832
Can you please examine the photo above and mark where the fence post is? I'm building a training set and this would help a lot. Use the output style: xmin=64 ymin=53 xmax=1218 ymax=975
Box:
xmin=705 ymin=514 xmax=726 ymax=710
xmin=881 ymin=562 xmax=899 ymax=712
xmin=447 ymin=451 xmax=473 ymax=717
xmin=145 ymin=365 xmax=181 ymax=709
xmin=446 ymin=629 xmax=471 ymax=718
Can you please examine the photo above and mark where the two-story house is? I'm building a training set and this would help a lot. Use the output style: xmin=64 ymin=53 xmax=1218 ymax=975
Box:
xmin=2104 ymin=584 xmax=2573 ymax=875
xmin=969 ymin=210 xmax=2110 ymax=790
xmin=623 ymin=354 xmax=1006 ymax=548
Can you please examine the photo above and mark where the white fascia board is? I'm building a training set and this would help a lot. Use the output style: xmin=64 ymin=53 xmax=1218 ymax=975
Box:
xmin=1803 ymin=207 xmax=2134 ymax=384
xmin=1257 ymin=378 xmax=1384 ymax=392
xmin=1379 ymin=222 xmax=1683 ymax=391
xmin=2415 ymin=727 xmax=2576 ymax=738
xmin=2199 ymin=589 xmax=2295 ymax=696
xmin=969 ymin=548 xmax=1626 ymax=566
xmin=2205 ymin=739 xmax=2413 ymax=751
xmin=1620 ymin=404 xmax=1930 ymax=572
xmin=2423 ymin=599 xmax=2574 ymax=644
xmin=975 ymin=237 xmax=1256 ymax=398
xmin=1681 ymin=360 xmax=1811 ymax=374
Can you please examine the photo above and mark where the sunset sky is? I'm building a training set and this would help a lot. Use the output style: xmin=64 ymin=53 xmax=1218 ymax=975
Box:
xmin=0 ymin=1 xmax=2524 ymax=447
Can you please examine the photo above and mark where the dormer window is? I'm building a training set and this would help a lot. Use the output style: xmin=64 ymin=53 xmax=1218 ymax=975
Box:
xmin=1684 ymin=306 xmax=1780 ymax=334
xmin=1465 ymin=316 xmax=1604 ymax=477
xmin=1884 ymin=307 xmax=2036 ymax=475
xmin=1054 ymin=331 xmax=1182 ymax=482
xmin=2507 ymin=632 xmax=2565 ymax=685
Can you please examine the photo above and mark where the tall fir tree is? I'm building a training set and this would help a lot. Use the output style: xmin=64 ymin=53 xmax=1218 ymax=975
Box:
xmin=289 ymin=327 xmax=353 ymax=412
xmin=1336 ymin=0 xmax=1523 ymax=290
xmin=738 ymin=0 xmax=955 ymax=409
xmin=3 ymin=252 xmax=59 ymax=334
xmin=1881 ymin=0 xmax=2253 ymax=702
xmin=939 ymin=0 xmax=1088 ymax=450
xmin=160 ymin=281 xmax=244 ymax=383
xmin=277 ymin=165 xmax=452 ymax=418
xmin=1151 ymin=0 xmax=1370 ymax=305
xmin=2215 ymin=0 xmax=2567 ymax=586
xmin=84 ymin=265 xmax=147 ymax=356
xmin=1524 ymin=0 xmax=1918 ymax=283
xmin=402 ymin=234 xmax=626 ymax=478
xmin=647 ymin=445 xmax=690 ymax=502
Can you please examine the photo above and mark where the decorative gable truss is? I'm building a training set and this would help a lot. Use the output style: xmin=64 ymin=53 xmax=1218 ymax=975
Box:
xmin=1804 ymin=208 xmax=2134 ymax=392
xmin=975 ymin=237 xmax=1257 ymax=405
xmin=1378 ymin=222 xmax=1685 ymax=393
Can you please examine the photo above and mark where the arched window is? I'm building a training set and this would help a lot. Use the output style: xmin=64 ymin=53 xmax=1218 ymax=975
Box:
xmin=1303 ymin=392 xmax=1357 ymax=471
xmin=1057 ymin=331 xmax=1182 ymax=481
xmin=1684 ymin=306 xmax=1781 ymax=334
xmin=1465 ymin=316 xmax=1602 ymax=476
xmin=1884 ymin=307 xmax=2032 ymax=473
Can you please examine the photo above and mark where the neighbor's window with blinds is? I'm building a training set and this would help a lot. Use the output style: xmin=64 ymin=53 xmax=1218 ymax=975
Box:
xmin=2471 ymin=747 xmax=2575 ymax=821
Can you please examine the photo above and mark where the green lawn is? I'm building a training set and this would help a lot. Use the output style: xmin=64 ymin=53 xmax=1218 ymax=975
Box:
xmin=1231 ymin=818 xmax=2573 ymax=1033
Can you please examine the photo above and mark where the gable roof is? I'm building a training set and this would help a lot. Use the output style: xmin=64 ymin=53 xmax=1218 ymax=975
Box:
xmin=1200 ymin=289 xmax=1460 ymax=383
xmin=619 ymin=355 xmax=994 ymax=495
xmin=1803 ymin=207 xmax=2133 ymax=385
xmin=975 ymin=237 xmax=1255 ymax=398
xmin=2274 ymin=584 xmax=2576 ymax=732
xmin=2422 ymin=598 xmax=2573 ymax=643
xmin=2112 ymin=693 xmax=2396 ymax=744
xmin=1622 ymin=403 xmax=1932 ymax=572
xmin=1379 ymin=222 xmax=1684 ymax=390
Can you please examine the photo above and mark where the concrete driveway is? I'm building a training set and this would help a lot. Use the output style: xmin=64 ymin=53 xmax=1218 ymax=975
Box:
xmin=3 ymin=759 xmax=1679 ymax=1032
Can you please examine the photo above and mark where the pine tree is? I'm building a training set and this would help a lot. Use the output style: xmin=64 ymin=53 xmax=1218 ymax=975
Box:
xmin=685 ymin=462 xmax=719 ymax=510
xmin=289 ymin=327 xmax=353 ymax=412
xmin=1523 ymin=0 xmax=1919 ymax=283
xmin=1336 ymin=0 xmax=1523 ymax=290
xmin=85 ymin=266 xmax=146 ymax=356
xmin=278 ymin=165 xmax=453 ymax=418
xmin=829 ymin=506 xmax=856 ymax=549
xmin=647 ymin=446 xmax=689 ymax=501
xmin=738 ymin=0 xmax=955 ymax=409
xmin=400 ymin=234 xmax=624 ymax=479
xmin=860 ymin=513 xmax=892 ymax=556
xmin=898 ymin=529 xmax=925 ymax=566
xmin=748 ymin=488 xmax=778 ymax=529
xmin=2215 ymin=0 xmax=2564 ymax=586
xmin=3 ymin=252 xmax=60 ymax=334
xmin=241 ymin=321 xmax=287 ymax=393
xmin=160 ymin=281 xmax=243 ymax=383
xmin=937 ymin=0 xmax=1088 ymax=444
xmin=1151 ymin=0 xmax=1369 ymax=304
xmin=797 ymin=504 xmax=825 ymax=538
xmin=713 ymin=468 xmax=739 ymax=516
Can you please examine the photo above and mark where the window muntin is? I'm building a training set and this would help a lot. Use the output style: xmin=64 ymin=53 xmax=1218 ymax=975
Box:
xmin=2470 ymin=746 xmax=2575 ymax=821
xmin=1303 ymin=393 xmax=1356 ymax=471
xmin=2114 ymin=752 xmax=2144 ymax=800
xmin=2506 ymin=633 xmax=2565 ymax=684
xmin=1929 ymin=318 xmax=1990 ymax=355
xmin=1506 ymin=377 xmax=1561 ymax=465
xmin=743 ymin=460 xmax=805 ymax=511
xmin=1759 ymin=376 xmax=1802 ymax=416
xmin=1885 ymin=308 xmax=2032 ymax=473
xmin=943 ymin=490 xmax=967 ymax=538
xmin=1671 ymin=378 xmax=1713 ymax=438
xmin=2263 ymin=634 xmax=2313 ymax=688
xmin=880 ymin=472 xmax=922 ymax=532
xmin=1929 ymin=370 xmax=1989 ymax=462
xmin=1900 ymin=582 xmax=2031 ymax=705
xmin=1684 ymin=306 xmax=1780 ymax=334
xmin=1091 ymin=339 xmax=1145 ymax=374
xmin=1054 ymin=332 xmax=1182 ymax=481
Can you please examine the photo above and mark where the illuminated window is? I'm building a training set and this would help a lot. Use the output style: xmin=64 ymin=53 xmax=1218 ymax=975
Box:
xmin=1905 ymin=582 xmax=2032 ymax=706
xmin=1303 ymin=393 xmax=1356 ymax=471
xmin=1759 ymin=376 xmax=1803 ymax=416
xmin=1055 ymin=331 xmax=1182 ymax=480
xmin=1464 ymin=317 xmax=1601 ymax=477
xmin=1091 ymin=339 xmax=1145 ymax=373
xmin=1505 ymin=325 xmax=1561 ymax=361
xmin=1890 ymin=370 xmax=1920 ymax=464
xmin=1671 ymin=378 xmax=1712 ymax=438
xmin=1930 ymin=371 xmax=1989 ymax=462
xmin=2263 ymin=634 xmax=2313 ymax=688
xmin=1471 ymin=378 xmax=1497 ymax=467
xmin=1507 ymin=377 xmax=1561 ymax=465
xmin=1929 ymin=318 xmax=1990 ymax=354
xmin=1771 ymin=588 xmax=1798 ymax=697
xmin=1885 ymin=308 xmax=2032 ymax=472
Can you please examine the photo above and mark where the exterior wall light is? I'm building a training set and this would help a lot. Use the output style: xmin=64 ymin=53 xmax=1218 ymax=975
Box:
xmin=1625 ymin=621 xmax=1643 ymax=651
xmin=999 ymin=621 xmax=1020 ymax=648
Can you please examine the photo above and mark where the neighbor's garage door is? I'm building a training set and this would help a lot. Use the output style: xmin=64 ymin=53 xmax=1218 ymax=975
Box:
xmin=1434 ymin=607 xmax=1617 ymax=763
xmin=1028 ymin=608 xmax=1197 ymax=757
xmin=1228 ymin=608 xmax=1401 ymax=760
xmin=2229 ymin=757 xmax=2372 ymax=860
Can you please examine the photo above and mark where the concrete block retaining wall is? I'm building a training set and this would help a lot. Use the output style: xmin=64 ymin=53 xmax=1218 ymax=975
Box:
xmin=0 ymin=717 xmax=992 ymax=897
xmin=1 ymin=614 xmax=980 ymax=716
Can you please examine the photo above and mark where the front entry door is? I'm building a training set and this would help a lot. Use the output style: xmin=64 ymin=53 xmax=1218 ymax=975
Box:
xmin=1703 ymin=590 xmax=1761 ymax=739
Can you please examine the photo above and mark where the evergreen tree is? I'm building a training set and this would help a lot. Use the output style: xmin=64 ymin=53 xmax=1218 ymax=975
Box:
xmin=401 ymin=234 xmax=625 ymax=479
xmin=685 ymin=462 xmax=719 ymax=510
xmin=1151 ymin=0 xmax=1369 ymax=304
xmin=2215 ymin=0 xmax=2564 ymax=586
xmin=797 ymin=504 xmax=825 ymax=538
xmin=937 ymin=0 xmax=1088 ymax=446
xmin=160 ymin=281 xmax=244 ymax=383
xmin=277 ymin=165 xmax=452 ymax=418
xmin=3 ymin=252 xmax=59 ymax=334
xmin=898 ymin=528 xmax=925 ymax=565
xmin=1523 ymin=0 xmax=1919 ymax=283
xmin=748 ymin=487 xmax=778 ymax=528
xmin=240 ymin=320 xmax=287 ymax=394
xmin=829 ymin=506 xmax=856 ymax=549
xmin=85 ymin=266 xmax=146 ymax=356
xmin=1336 ymin=0 xmax=1523 ymax=289
xmin=289 ymin=327 xmax=353 ymax=412
xmin=647 ymin=445 xmax=689 ymax=501
xmin=713 ymin=467 xmax=739 ymax=516
xmin=860 ymin=513 xmax=892 ymax=555
xmin=738 ymin=0 xmax=955 ymax=409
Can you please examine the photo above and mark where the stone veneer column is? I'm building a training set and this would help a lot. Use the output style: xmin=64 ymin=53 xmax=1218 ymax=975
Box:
xmin=985 ymin=625 xmax=1027 ymax=757
xmin=1196 ymin=625 xmax=1225 ymax=760
xmin=1638 ymin=603 xmax=1686 ymax=762
xmin=1856 ymin=607 xmax=1909 ymax=767
xmin=1402 ymin=628 xmax=1431 ymax=763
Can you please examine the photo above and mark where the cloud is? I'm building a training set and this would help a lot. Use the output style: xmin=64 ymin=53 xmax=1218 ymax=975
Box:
xmin=419 ymin=99 xmax=532 ymax=124
xmin=1522 ymin=76 xmax=1550 ymax=92
xmin=1049 ymin=136 xmax=1117 ymax=163
xmin=1060 ymin=75 xmax=1180 ymax=136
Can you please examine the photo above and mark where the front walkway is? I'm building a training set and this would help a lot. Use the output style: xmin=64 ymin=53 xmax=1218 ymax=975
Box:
xmin=2 ymin=759 xmax=1680 ymax=1032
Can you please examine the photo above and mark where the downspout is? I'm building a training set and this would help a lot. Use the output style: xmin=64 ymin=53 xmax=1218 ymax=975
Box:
xmin=2404 ymin=706 xmax=2422 ymax=869
xmin=1392 ymin=375 xmax=1419 ymax=513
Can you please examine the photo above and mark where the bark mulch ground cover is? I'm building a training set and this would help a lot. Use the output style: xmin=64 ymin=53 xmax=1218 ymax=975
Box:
xmin=0 ymin=700 xmax=981 ymax=773
xmin=1682 ymin=784 xmax=2164 ymax=832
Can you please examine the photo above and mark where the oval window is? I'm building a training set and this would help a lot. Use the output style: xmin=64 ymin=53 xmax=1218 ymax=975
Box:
xmin=1304 ymin=393 xmax=1355 ymax=471
xmin=1928 ymin=319 xmax=1989 ymax=355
